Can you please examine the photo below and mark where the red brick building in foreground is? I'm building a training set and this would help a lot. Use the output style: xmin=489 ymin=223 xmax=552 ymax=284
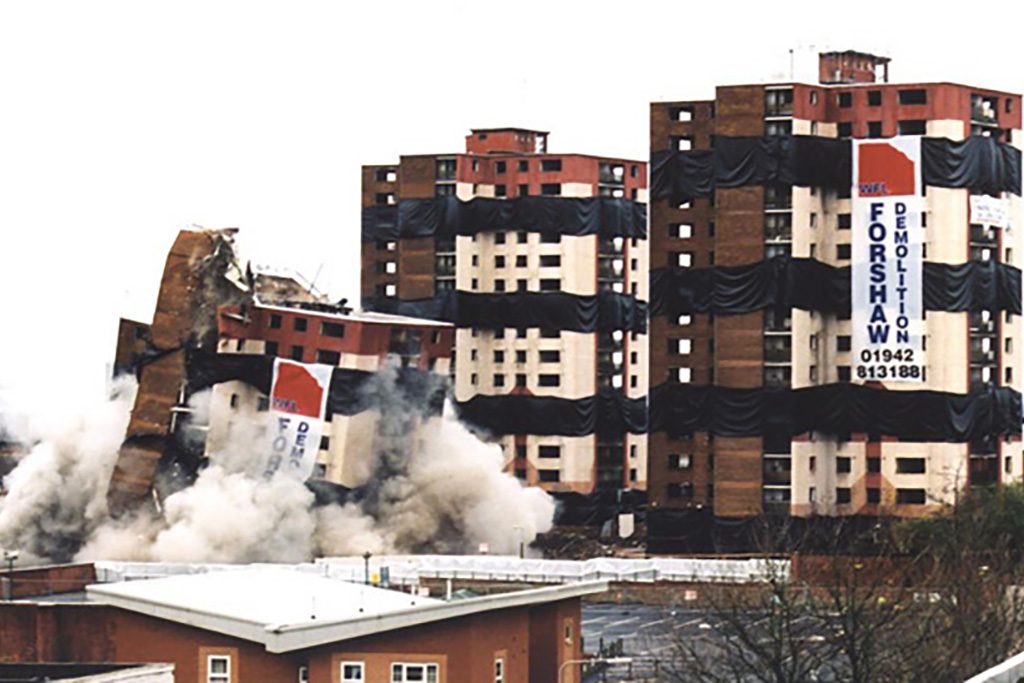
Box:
xmin=0 ymin=564 xmax=603 ymax=683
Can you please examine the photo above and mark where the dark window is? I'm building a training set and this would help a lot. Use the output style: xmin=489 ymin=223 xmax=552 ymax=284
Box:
xmin=320 ymin=435 xmax=330 ymax=450
xmin=539 ymin=279 xmax=561 ymax=291
xmin=495 ymin=161 xmax=507 ymax=174
xmin=538 ymin=374 xmax=560 ymax=387
xmin=515 ymin=255 xmax=527 ymax=267
xmin=867 ymin=487 xmax=881 ymax=503
xmin=837 ymin=488 xmax=851 ymax=504
xmin=898 ymin=120 xmax=927 ymax=135
xmin=837 ymin=92 xmax=852 ymax=108
xmin=539 ymin=469 xmax=560 ymax=483
xmin=257 ymin=397 xmax=270 ymax=412
xmin=540 ymin=183 xmax=561 ymax=196
xmin=515 ymin=350 xmax=526 ymax=363
xmin=539 ymin=446 xmax=561 ymax=458
xmin=541 ymin=159 xmax=562 ymax=172
xmin=517 ymin=279 xmax=528 ymax=291
xmin=493 ymin=350 xmax=505 ymax=363
xmin=867 ymin=121 xmax=883 ymax=138
xmin=837 ymin=336 xmax=852 ymax=352
xmin=494 ymin=374 xmax=505 ymax=387
xmin=495 ymin=232 xmax=507 ymax=244
xmin=837 ymin=244 xmax=852 ymax=260
xmin=290 ymin=345 xmax=304 ymax=361
xmin=495 ymin=255 xmax=506 ymax=268
xmin=867 ymin=458 xmax=881 ymax=473
xmin=898 ymin=89 xmax=928 ymax=105
xmin=837 ymin=213 xmax=852 ymax=230
xmin=265 ymin=341 xmax=278 ymax=357
xmin=667 ymin=482 xmax=694 ymax=499
xmin=515 ymin=445 xmax=527 ymax=458
xmin=374 ymin=168 xmax=395 ymax=182
xmin=435 ymin=183 xmax=456 ymax=197
xmin=837 ymin=457 xmax=852 ymax=473
xmin=374 ymin=192 xmax=394 ymax=206
xmin=631 ymin=165 xmax=638 ymax=177
xmin=518 ymin=184 xmax=529 ymax=196
xmin=516 ymin=373 xmax=527 ymax=388
xmin=669 ymin=454 xmax=692 ymax=470
xmin=896 ymin=458 xmax=926 ymax=474
xmin=516 ymin=328 xmax=527 ymax=338
xmin=435 ymin=158 xmax=457 ymax=180
xmin=838 ymin=366 xmax=851 ymax=381
xmin=514 ymin=468 xmax=527 ymax=479
xmin=495 ymin=184 xmax=507 ymax=197
xmin=518 ymin=160 xmax=528 ymax=172
xmin=897 ymin=488 xmax=927 ymax=504
xmin=293 ymin=317 xmax=308 ymax=332
xmin=539 ymin=350 xmax=560 ymax=363
xmin=320 ymin=322 xmax=345 ymax=338
xmin=539 ymin=255 xmax=561 ymax=268
xmin=540 ymin=232 xmax=561 ymax=244
xmin=269 ymin=314 xmax=282 ymax=329
xmin=229 ymin=393 xmax=239 ymax=408
xmin=316 ymin=349 xmax=341 ymax=365
xmin=867 ymin=90 xmax=882 ymax=106
xmin=837 ymin=122 xmax=853 ymax=138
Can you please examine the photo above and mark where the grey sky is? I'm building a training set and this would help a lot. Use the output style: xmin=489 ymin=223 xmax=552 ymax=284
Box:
xmin=2 ymin=0 xmax=1021 ymax=402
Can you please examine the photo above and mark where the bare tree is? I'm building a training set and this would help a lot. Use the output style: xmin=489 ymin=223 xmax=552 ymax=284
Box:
xmin=657 ymin=497 xmax=1024 ymax=683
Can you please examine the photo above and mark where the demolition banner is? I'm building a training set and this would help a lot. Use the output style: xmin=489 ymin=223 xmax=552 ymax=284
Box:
xmin=263 ymin=358 xmax=332 ymax=480
xmin=852 ymin=137 xmax=926 ymax=383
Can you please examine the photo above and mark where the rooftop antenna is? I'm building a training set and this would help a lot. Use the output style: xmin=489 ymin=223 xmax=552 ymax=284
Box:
xmin=308 ymin=262 xmax=325 ymax=298
xmin=789 ymin=48 xmax=794 ymax=81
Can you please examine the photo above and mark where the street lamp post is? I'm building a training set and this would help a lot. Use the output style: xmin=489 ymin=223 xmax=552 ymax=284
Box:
xmin=362 ymin=551 xmax=372 ymax=585
xmin=558 ymin=656 xmax=632 ymax=683
xmin=513 ymin=525 xmax=524 ymax=559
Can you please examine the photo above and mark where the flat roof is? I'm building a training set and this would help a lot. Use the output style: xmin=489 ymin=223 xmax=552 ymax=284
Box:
xmin=86 ymin=568 xmax=607 ymax=653
xmin=470 ymin=127 xmax=549 ymax=135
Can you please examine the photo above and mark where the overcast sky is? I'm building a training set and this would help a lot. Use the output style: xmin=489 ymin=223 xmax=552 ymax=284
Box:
xmin=2 ymin=0 xmax=1022 ymax=404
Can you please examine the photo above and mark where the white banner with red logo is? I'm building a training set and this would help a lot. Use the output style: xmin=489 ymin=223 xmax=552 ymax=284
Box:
xmin=852 ymin=136 xmax=926 ymax=383
xmin=263 ymin=358 xmax=332 ymax=480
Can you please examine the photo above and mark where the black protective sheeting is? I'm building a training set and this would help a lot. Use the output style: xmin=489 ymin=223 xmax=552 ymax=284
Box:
xmin=185 ymin=351 xmax=444 ymax=419
xmin=648 ymin=383 xmax=1022 ymax=442
xmin=364 ymin=289 xmax=648 ymax=333
xmin=552 ymin=489 xmax=647 ymax=526
xmin=361 ymin=196 xmax=648 ymax=243
xmin=651 ymin=136 xmax=1021 ymax=204
xmin=650 ymin=257 xmax=1022 ymax=317
xmin=361 ymin=205 xmax=399 ymax=243
xmin=921 ymin=137 xmax=1023 ymax=196
xmin=455 ymin=388 xmax=647 ymax=437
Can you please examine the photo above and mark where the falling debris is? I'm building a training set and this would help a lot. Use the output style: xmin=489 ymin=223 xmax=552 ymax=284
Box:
xmin=0 ymin=227 xmax=555 ymax=565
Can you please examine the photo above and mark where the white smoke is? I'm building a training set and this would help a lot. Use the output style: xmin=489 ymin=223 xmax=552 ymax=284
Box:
xmin=314 ymin=409 xmax=555 ymax=556
xmin=0 ymin=372 xmax=555 ymax=566
xmin=0 ymin=376 xmax=137 ymax=564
